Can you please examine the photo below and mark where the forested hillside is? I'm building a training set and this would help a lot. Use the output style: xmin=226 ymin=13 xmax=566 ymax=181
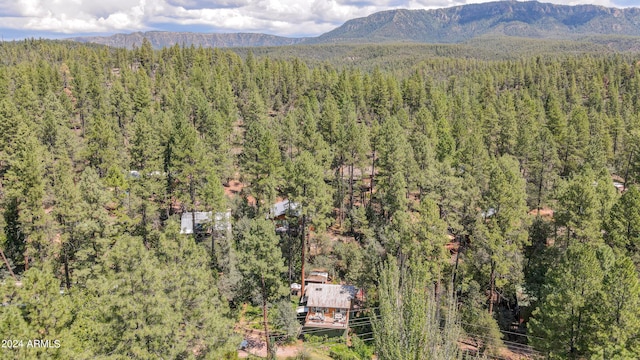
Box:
xmin=1 ymin=39 xmax=640 ymax=359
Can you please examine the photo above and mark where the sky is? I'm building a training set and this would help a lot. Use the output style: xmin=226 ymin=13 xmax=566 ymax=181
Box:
xmin=0 ymin=0 xmax=639 ymax=40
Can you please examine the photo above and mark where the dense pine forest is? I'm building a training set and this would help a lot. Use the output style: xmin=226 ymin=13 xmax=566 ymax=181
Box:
xmin=1 ymin=38 xmax=640 ymax=359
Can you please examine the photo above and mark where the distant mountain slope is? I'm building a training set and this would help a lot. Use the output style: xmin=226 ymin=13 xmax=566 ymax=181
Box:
xmin=308 ymin=1 xmax=640 ymax=44
xmin=72 ymin=31 xmax=305 ymax=49
xmin=71 ymin=1 xmax=640 ymax=48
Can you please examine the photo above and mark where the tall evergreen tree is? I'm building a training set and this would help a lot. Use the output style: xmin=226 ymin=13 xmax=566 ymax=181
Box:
xmin=606 ymin=185 xmax=640 ymax=256
xmin=471 ymin=155 xmax=528 ymax=314
xmin=241 ymin=119 xmax=283 ymax=212
xmin=3 ymin=124 xmax=49 ymax=270
xmin=235 ymin=218 xmax=287 ymax=358
xmin=373 ymin=257 xmax=462 ymax=360
xmin=285 ymin=151 xmax=333 ymax=296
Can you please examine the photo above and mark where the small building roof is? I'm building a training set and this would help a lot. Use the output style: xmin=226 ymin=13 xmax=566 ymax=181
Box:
xmin=481 ymin=207 xmax=496 ymax=219
xmin=180 ymin=211 xmax=231 ymax=234
xmin=613 ymin=181 xmax=625 ymax=192
xmin=306 ymin=271 xmax=329 ymax=284
xmin=269 ymin=199 xmax=300 ymax=218
xmin=212 ymin=211 xmax=232 ymax=232
xmin=305 ymin=284 xmax=357 ymax=309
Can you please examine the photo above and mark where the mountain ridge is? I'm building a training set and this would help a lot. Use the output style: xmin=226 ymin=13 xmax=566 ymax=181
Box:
xmin=71 ymin=1 xmax=640 ymax=49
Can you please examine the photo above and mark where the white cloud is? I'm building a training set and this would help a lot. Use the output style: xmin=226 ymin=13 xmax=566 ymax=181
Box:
xmin=0 ymin=0 xmax=630 ymax=36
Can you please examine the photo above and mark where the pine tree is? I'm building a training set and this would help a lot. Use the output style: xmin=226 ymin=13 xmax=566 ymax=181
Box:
xmin=73 ymin=235 xmax=180 ymax=359
xmin=376 ymin=116 xmax=413 ymax=220
xmin=529 ymin=244 xmax=640 ymax=359
xmin=528 ymin=127 xmax=559 ymax=211
xmin=241 ymin=118 xmax=283 ymax=211
xmin=84 ymin=114 xmax=118 ymax=176
xmin=235 ymin=218 xmax=287 ymax=358
xmin=285 ymin=151 xmax=333 ymax=296
xmin=52 ymin=154 xmax=83 ymax=289
xmin=606 ymin=185 xmax=640 ymax=255
xmin=129 ymin=110 xmax=164 ymax=245
xmin=156 ymin=222 xmax=239 ymax=358
xmin=373 ymin=257 xmax=462 ymax=360
xmin=3 ymin=124 xmax=50 ymax=270
xmin=0 ymin=267 xmax=74 ymax=359
xmin=167 ymin=115 xmax=209 ymax=224
xmin=594 ymin=253 xmax=640 ymax=358
xmin=555 ymin=170 xmax=601 ymax=243
xmin=72 ymin=167 xmax=113 ymax=285
xmin=472 ymin=155 xmax=528 ymax=314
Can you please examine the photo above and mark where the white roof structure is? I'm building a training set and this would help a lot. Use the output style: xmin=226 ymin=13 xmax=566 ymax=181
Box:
xmin=305 ymin=284 xmax=357 ymax=309
xmin=269 ymin=199 xmax=300 ymax=218
xmin=613 ymin=181 xmax=625 ymax=192
xmin=212 ymin=211 xmax=232 ymax=232
xmin=481 ymin=207 xmax=496 ymax=219
xmin=180 ymin=211 xmax=231 ymax=234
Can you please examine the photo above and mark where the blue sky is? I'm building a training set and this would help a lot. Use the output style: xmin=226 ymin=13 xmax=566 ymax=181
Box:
xmin=0 ymin=0 xmax=639 ymax=40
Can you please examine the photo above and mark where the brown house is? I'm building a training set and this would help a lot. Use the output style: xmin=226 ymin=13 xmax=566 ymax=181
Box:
xmin=303 ymin=284 xmax=357 ymax=330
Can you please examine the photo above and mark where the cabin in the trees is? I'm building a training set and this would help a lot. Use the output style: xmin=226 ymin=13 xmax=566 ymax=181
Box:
xmin=303 ymin=284 xmax=357 ymax=333
xmin=269 ymin=199 xmax=300 ymax=220
xmin=180 ymin=211 xmax=231 ymax=237
xmin=269 ymin=199 xmax=300 ymax=234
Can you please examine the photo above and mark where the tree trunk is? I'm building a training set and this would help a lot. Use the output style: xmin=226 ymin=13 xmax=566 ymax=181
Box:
xmin=190 ymin=176 xmax=196 ymax=237
xmin=0 ymin=248 xmax=17 ymax=281
xmin=300 ymin=213 xmax=307 ymax=298
xmin=349 ymin=161 xmax=355 ymax=211
xmin=624 ymin=150 xmax=634 ymax=188
xmin=562 ymin=143 xmax=570 ymax=177
xmin=261 ymin=274 xmax=271 ymax=358
xmin=64 ymin=246 xmax=71 ymax=289
xmin=537 ymin=147 xmax=546 ymax=212
xmin=300 ymin=184 xmax=308 ymax=298
xmin=369 ymin=145 xmax=376 ymax=209
xmin=80 ymin=111 xmax=85 ymax=137
xmin=211 ymin=232 xmax=216 ymax=268
xmin=287 ymin=234 xmax=293 ymax=284
xmin=434 ymin=278 xmax=441 ymax=322
xmin=339 ymin=164 xmax=344 ymax=226
xmin=488 ymin=260 xmax=496 ymax=315
xmin=451 ymin=239 xmax=461 ymax=296
xmin=191 ymin=210 xmax=196 ymax=237
xmin=142 ymin=203 xmax=148 ymax=249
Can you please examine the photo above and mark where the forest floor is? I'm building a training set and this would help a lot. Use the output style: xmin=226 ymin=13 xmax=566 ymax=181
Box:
xmin=237 ymin=340 xmax=302 ymax=359
xmin=460 ymin=340 xmax=538 ymax=360
xmin=528 ymin=207 xmax=554 ymax=220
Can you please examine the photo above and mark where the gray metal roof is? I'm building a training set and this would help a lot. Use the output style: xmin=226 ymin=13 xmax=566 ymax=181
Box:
xmin=212 ymin=211 xmax=232 ymax=232
xmin=270 ymin=200 xmax=300 ymax=218
xmin=180 ymin=211 xmax=231 ymax=234
xmin=481 ymin=207 xmax=496 ymax=219
xmin=305 ymin=284 xmax=356 ymax=309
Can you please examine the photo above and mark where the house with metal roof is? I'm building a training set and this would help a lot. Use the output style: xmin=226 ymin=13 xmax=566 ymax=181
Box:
xmin=180 ymin=210 xmax=231 ymax=235
xmin=269 ymin=200 xmax=300 ymax=220
xmin=303 ymin=284 xmax=357 ymax=331
xmin=268 ymin=200 xmax=301 ymax=235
